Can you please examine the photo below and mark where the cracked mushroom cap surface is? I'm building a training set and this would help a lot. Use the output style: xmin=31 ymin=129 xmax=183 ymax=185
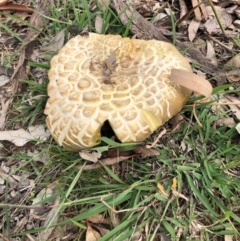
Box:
xmin=44 ymin=33 xmax=192 ymax=151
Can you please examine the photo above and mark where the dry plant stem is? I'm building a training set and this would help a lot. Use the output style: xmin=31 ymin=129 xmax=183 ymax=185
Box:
xmin=0 ymin=203 xmax=50 ymax=209
xmin=199 ymin=0 xmax=208 ymax=20
xmin=186 ymin=101 xmax=240 ymax=107
xmin=0 ymin=4 xmax=34 ymax=12
xmin=75 ymin=155 xmax=135 ymax=170
xmin=171 ymin=189 xmax=189 ymax=201
xmin=146 ymin=128 xmax=167 ymax=149
xmin=0 ymin=97 xmax=11 ymax=129
xmin=157 ymin=182 xmax=169 ymax=197
xmin=100 ymin=197 xmax=144 ymax=213
xmin=179 ymin=0 xmax=188 ymax=18
xmin=0 ymin=233 xmax=10 ymax=241
xmin=186 ymin=99 xmax=240 ymax=128
xmin=193 ymin=101 xmax=203 ymax=127
xmin=25 ymin=234 xmax=35 ymax=241
xmin=206 ymin=33 xmax=234 ymax=52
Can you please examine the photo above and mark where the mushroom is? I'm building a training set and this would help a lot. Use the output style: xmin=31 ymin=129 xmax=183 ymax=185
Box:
xmin=44 ymin=33 xmax=193 ymax=151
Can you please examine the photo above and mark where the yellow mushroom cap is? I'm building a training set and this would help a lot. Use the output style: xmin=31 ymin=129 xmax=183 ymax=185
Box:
xmin=44 ymin=33 xmax=192 ymax=151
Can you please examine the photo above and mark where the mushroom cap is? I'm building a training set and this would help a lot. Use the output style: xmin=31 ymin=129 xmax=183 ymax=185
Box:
xmin=44 ymin=33 xmax=192 ymax=151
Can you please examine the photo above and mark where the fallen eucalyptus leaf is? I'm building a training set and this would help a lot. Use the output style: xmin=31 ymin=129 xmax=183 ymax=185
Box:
xmin=0 ymin=125 xmax=50 ymax=146
xmin=86 ymin=222 xmax=101 ymax=241
xmin=79 ymin=150 xmax=102 ymax=163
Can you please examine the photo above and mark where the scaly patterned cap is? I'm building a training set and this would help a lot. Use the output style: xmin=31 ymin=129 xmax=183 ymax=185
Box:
xmin=44 ymin=33 xmax=192 ymax=151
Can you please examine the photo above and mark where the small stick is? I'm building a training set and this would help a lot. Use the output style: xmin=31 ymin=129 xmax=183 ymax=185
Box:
xmin=75 ymin=155 xmax=135 ymax=170
xmin=146 ymin=128 xmax=167 ymax=149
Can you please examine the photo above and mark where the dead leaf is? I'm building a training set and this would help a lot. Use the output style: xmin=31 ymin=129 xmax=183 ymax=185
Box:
xmin=95 ymin=14 xmax=103 ymax=33
xmin=206 ymin=41 xmax=218 ymax=66
xmin=236 ymin=123 xmax=240 ymax=134
xmin=0 ymin=171 xmax=18 ymax=188
xmin=86 ymin=222 xmax=101 ymax=241
xmin=224 ymin=227 xmax=234 ymax=241
xmin=191 ymin=0 xmax=202 ymax=21
xmin=0 ymin=75 xmax=10 ymax=87
xmin=76 ymin=155 xmax=134 ymax=170
xmin=169 ymin=113 xmax=184 ymax=127
xmin=14 ymin=12 xmax=30 ymax=21
xmin=180 ymin=140 xmax=193 ymax=152
xmin=204 ymin=6 xmax=233 ymax=35
xmin=79 ymin=150 xmax=102 ymax=163
xmin=216 ymin=117 xmax=236 ymax=128
xmin=134 ymin=146 xmax=159 ymax=158
xmin=199 ymin=0 xmax=208 ymax=20
xmin=86 ymin=214 xmax=110 ymax=225
xmin=0 ymin=3 xmax=34 ymax=12
xmin=27 ymin=150 xmax=49 ymax=164
xmin=14 ymin=216 xmax=29 ymax=233
xmin=0 ymin=125 xmax=50 ymax=146
xmin=224 ymin=54 xmax=240 ymax=70
xmin=225 ymin=70 xmax=240 ymax=82
xmin=94 ymin=226 xmax=110 ymax=237
xmin=109 ymin=209 xmax=120 ymax=227
xmin=179 ymin=0 xmax=188 ymax=18
xmin=188 ymin=18 xmax=200 ymax=42
xmin=40 ymin=29 xmax=65 ymax=52
xmin=38 ymin=196 xmax=61 ymax=241
xmin=30 ymin=187 xmax=53 ymax=217
xmin=170 ymin=69 xmax=213 ymax=99
xmin=233 ymin=20 xmax=240 ymax=29
xmin=97 ymin=0 xmax=110 ymax=11
xmin=157 ymin=182 xmax=169 ymax=198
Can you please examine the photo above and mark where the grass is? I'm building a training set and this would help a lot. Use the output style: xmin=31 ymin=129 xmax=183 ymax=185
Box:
xmin=1 ymin=0 xmax=240 ymax=240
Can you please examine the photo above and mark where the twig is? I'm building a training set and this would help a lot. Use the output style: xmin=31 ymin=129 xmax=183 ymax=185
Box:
xmin=0 ymin=203 xmax=50 ymax=210
xmin=26 ymin=234 xmax=36 ymax=241
xmin=206 ymin=33 xmax=234 ymax=52
xmin=0 ymin=233 xmax=10 ymax=241
xmin=75 ymin=155 xmax=135 ymax=170
xmin=146 ymin=128 xmax=167 ymax=149
xmin=193 ymin=101 xmax=203 ymax=127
